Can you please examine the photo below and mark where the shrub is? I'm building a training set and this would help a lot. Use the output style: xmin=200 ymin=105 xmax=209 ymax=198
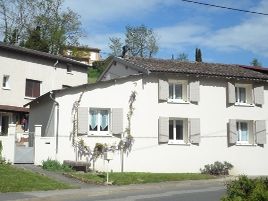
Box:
xmin=42 ymin=159 xmax=73 ymax=172
xmin=200 ymin=161 xmax=233 ymax=175
xmin=221 ymin=175 xmax=268 ymax=201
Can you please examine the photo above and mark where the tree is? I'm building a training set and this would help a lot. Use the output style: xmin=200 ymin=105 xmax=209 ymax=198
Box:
xmin=0 ymin=0 xmax=83 ymax=54
xmin=195 ymin=48 xmax=202 ymax=62
xmin=109 ymin=37 xmax=123 ymax=56
xmin=177 ymin=53 xmax=188 ymax=61
xmin=109 ymin=25 xmax=159 ymax=58
xmin=24 ymin=26 xmax=49 ymax=52
xmin=250 ymin=58 xmax=262 ymax=67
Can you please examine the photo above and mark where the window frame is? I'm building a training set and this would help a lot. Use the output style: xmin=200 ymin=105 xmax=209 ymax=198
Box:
xmin=25 ymin=79 xmax=41 ymax=98
xmin=168 ymin=118 xmax=188 ymax=144
xmin=2 ymin=75 xmax=10 ymax=89
xmin=236 ymin=120 xmax=253 ymax=145
xmin=88 ymin=108 xmax=110 ymax=136
xmin=235 ymin=84 xmax=253 ymax=106
xmin=168 ymin=80 xmax=188 ymax=103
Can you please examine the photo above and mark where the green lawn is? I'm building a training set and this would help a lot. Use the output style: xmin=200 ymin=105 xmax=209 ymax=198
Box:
xmin=67 ymin=172 xmax=215 ymax=185
xmin=0 ymin=164 xmax=71 ymax=193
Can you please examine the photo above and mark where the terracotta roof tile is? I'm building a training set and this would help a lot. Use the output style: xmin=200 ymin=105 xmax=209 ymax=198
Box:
xmin=122 ymin=57 xmax=268 ymax=80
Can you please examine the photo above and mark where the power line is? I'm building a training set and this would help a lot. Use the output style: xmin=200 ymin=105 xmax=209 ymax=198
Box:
xmin=181 ymin=0 xmax=268 ymax=16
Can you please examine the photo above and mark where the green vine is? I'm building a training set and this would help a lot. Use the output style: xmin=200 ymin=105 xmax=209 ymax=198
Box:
xmin=71 ymin=90 xmax=137 ymax=169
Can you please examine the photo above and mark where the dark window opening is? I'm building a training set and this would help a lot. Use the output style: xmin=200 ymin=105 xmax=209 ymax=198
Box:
xmin=25 ymin=79 xmax=41 ymax=98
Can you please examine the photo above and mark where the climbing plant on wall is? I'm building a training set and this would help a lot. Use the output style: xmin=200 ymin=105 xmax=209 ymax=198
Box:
xmin=70 ymin=89 xmax=137 ymax=170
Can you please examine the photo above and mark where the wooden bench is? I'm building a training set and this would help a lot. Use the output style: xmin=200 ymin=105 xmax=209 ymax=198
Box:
xmin=63 ymin=160 xmax=91 ymax=172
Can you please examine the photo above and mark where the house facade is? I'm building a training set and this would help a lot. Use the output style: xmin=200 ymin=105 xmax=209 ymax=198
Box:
xmin=0 ymin=42 xmax=90 ymax=135
xmin=23 ymin=57 xmax=268 ymax=175
xmin=62 ymin=45 xmax=101 ymax=66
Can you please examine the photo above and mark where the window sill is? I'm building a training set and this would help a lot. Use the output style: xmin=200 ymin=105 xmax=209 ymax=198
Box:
xmin=167 ymin=99 xmax=190 ymax=104
xmin=24 ymin=97 xmax=37 ymax=100
xmin=168 ymin=141 xmax=190 ymax=145
xmin=88 ymin=133 xmax=112 ymax=137
xmin=236 ymin=142 xmax=256 ymax=146
xmin=2 ymin=87 xmax=11 ymax=90
xmin=234 ymin=103 xmax=254 ymax=107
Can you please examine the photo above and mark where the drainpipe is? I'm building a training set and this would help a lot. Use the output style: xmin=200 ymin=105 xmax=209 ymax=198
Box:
xmin=49 ymin=91 xmax=59 ymax=156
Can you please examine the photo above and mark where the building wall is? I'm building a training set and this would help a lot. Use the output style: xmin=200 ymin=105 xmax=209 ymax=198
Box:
xmin=0 ymin=50 xmax=88 ymax=107
xmin=101 ymin=62 xmax=139 ymax=81
xmin=32 ymin=74 xmax=268 ymax=175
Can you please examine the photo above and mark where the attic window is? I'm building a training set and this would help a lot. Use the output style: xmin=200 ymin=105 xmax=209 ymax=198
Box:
xmin=67 ymin=64 xmax=72 ymax=73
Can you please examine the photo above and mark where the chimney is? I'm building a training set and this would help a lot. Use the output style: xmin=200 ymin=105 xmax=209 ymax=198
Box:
xmin=121 ymin=45 xmax=130 ymax=58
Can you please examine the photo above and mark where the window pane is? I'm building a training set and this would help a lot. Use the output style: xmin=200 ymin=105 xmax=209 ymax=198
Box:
xmin=175 ymin=84 xmax=182 ymax=99
xmin=240 ymin=122 xmax=248 ymax=141
xmin=100 ymin=110 xmax=108 ymax=131
xmin=176 ymin=120 xmax=183 ymax=140
xmin=169 ymin=120 xmax=174 ymax=140
xmin=169 ymin=84 xmax=173 ymax=99
xmin=33 ymin=81 xmax=40 ymax=97
xmin=239 ymin=88 xmax=246 ymax=103
xmin=25 ymin=80 xmax=33 ymax=97
xmin=89 ymin=110 xmax=98 ymax=131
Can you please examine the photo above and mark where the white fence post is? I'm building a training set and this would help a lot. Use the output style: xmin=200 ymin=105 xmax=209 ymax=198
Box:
xmin=34 ymin=125 xmax=42 ymax=165
xmin=8 ymin=124 xmax=16 ymax=136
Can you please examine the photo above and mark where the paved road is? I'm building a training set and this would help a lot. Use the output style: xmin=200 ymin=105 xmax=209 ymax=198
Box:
xmin=0 ymin=178 xmax=228 ymax=201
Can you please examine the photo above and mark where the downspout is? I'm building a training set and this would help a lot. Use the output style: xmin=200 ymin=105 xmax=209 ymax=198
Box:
xmin=49 ymin=91 xmax=59 ymax=156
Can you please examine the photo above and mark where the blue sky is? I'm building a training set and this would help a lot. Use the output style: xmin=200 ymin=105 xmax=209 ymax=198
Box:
xmin=65 ymin=0 xmax=268 ymax=67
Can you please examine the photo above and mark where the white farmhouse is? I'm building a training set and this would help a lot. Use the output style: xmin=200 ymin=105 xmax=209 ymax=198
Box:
xmin=0 ymin=42 xmax=90 ymax=135
xmin=24 ymin=57 xmax=268 ymax=175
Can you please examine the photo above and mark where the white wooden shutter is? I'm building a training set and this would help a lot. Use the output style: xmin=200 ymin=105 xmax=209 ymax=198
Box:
xmin=112 ymin=108 xmax=123 ymax=135
xmin=78 ymin=107 xmax=88 ymax=134
xmin=255 ymin=120 xmax=266 ymax=144
xmin=189 ymin=81 xmax=200 ymax=102
xmin=254 ymin=85 xmax=264 ymax=105
xmin=228 ymin=82 xmax=236 ymax=104
xmin=228 ymin=119 xmax=237 ymax=144
xmin=158 ymin=117 xmax=169 ymax=143
xmin=189 ymin=118 xmax=200 ymax=144
xmin=158 ymin=79 xmax=169 ymax=101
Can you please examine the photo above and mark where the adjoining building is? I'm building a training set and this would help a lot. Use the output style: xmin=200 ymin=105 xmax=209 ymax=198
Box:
xmin=0 ymin=42 xmax=90 ymax=135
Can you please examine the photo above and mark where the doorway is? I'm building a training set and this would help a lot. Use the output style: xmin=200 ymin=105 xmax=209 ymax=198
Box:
xmin=0 ymin=114 xmax=9 ymax=135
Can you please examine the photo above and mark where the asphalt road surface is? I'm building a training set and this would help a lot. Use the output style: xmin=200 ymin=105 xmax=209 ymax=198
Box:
xmin=0 ymin=178 xmax=228 ymax=201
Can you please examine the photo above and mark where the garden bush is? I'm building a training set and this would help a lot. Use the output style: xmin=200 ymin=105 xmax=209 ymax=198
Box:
xmin=42 ymin=159 xmax=73 ymax=172
xmin=200 ymin=161 xmax=233 ymax=175
xmin=221 ymin=175 xmax=268 ymax=201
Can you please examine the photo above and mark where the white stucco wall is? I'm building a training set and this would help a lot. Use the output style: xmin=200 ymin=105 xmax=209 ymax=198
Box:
xmin=0 ymin=50 xmax=88 ymax=107
xmin=32 ymin=74 xmax=268 ymax=175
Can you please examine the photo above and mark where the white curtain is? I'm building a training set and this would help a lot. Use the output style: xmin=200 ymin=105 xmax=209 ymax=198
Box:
xmin=100 ymin=110 xmax=108 ymax=130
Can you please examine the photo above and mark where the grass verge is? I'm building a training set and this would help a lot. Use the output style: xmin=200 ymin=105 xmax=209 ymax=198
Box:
xmin=66 ymin=172 xmax=216 ymax=185
xmin=0 ymin=164 xmax=71 ymax=193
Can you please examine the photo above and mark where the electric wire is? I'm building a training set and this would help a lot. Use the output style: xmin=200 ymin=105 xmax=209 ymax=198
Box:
xmin=181 ymin=0 xmax=268 ymax=16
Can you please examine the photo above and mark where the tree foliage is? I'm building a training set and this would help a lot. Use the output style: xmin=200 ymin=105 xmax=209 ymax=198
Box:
xmin=250 ymin=58 xmax=262 ymax=67
xmin=195 ymin=48 xmax=202 ymax=62
xmin=0 ymin=0 xmax=83 ymax=54
xmin=177 ymin=53 xmax=188 ymax=61
xmin=109 ymin=37 xmax=123 ymax=57
xmin=109 ymin=25 xmax=159 ymax=58
xmin=24 ymin=26 xmax=49 ymax=52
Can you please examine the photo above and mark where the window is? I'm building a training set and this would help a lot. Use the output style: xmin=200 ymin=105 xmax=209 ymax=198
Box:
xmin=25 ymin=79 xmax=41 ymax=98
xmin=168 ymin=80 xmax=187 ymax=102
xmin=2 ymin=75 xmax=10 ymax=89
xmin=89 ymin=109 xmax=109 ymax=135
xmin=235 ymin=84 xmax=252 ymax=105
xmin=168 ymin=118 xmax=187 ymax=144
xmin=236 ymin=121 xmax=249 ymax=143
